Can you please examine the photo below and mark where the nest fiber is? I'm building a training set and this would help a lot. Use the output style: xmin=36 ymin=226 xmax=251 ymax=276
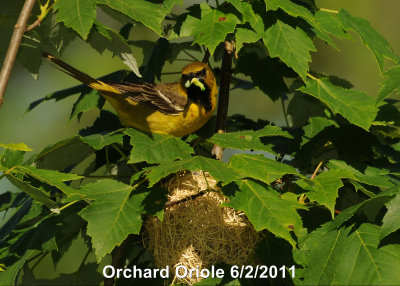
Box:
xmin=144 ymin=171 xmax=259 ymax=285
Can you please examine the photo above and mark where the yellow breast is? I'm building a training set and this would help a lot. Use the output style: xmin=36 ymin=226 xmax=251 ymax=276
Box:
xmin=97 ymin=82 xmax=217 ymax=137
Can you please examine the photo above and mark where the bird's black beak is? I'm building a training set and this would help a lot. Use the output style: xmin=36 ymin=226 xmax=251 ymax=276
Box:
xmin=185 ymin=77 xmax=206 ymax=91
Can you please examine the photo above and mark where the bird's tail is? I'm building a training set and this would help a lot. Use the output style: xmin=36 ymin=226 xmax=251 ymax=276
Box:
xmin=42 ymin=52 xmax=119 ymax=95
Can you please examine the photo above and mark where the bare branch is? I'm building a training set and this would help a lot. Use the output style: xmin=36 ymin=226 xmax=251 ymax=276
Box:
xmin=212 ymin=41 xmax=234 ymax=160
xmin=202 ymin=49 xmax=210 ymax=63
xmin=0 ymin=0 xmax=37 ymax=108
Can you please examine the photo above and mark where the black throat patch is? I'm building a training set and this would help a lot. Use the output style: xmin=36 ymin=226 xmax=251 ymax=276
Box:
xmin=186 ymin=79 xmax=212 ymax=112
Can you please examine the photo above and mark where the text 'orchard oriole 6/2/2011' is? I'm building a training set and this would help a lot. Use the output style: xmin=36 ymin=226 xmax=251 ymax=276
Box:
xmin=43 ymin=52 xmax=218 ymax=137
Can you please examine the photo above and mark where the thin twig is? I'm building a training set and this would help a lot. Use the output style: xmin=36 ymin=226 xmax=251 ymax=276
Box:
xmin=311 ymin=161 xmax=324 ymax=180
xmin=212 ymin=41 xmax=234 ymax=160
xmin=183 ymin=50 xmax=200 ymax=62
xmin=0 ymin=0 xmax=37 ymax=108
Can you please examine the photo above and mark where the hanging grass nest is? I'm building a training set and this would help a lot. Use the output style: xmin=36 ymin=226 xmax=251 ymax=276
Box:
xmin=143 ymin=171 xmax=260 ymax=285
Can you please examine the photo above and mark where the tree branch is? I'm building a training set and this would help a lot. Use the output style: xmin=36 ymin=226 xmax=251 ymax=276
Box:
xmin=0 ymin=0 xmax=37 ymax=109
xmin=212 ymin=41 xmax=234 ymax=160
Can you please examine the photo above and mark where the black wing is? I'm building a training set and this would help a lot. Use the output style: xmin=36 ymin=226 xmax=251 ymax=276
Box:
xmin=110 ymin=82 xmax=187 ymax=114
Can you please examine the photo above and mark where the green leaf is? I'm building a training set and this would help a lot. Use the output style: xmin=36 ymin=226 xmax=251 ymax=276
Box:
xmin=300 ymin=170 xmax=345 ymax=217
xmin=265 ymin=0 xmax=346 ymax=49
xmin=378 ymin=64 xmax=400 ymax=103
xmin=124 ymin=129 xmax=193 ymax=164
xmin=38 ymin=12 xmax=76 ymax=54
xmin=0 ymin=250 xmax=34 ymax=285
xmin=338 ymin=9 xmax=399 ymax=72
xmin=0 ymin=149 xmax=24 ymax=169
xmin=235 ymin=28 xmax=261 ymax=52
xmin=314 ymin=10 xmax=348 ymax=41
xmin=207 ymin=125 xmax=292 ymax=154
xmin=5 ymin=175 xmax=58 ymax=211
xmin=223 ymin=180 xmax=303 ymax=247
xmin=256 ymin=235 xmax=296 ymax=285
xmin=287 ymin=89 xmax=326 ymax=127
xmin=78 ymin=180 xmax=153 ymax=261
xmin=102 ymin=27 xmax=141 ymax=77
xmin=0 ymin=197 xmax=32 ymax=243
xmin=0 ymin=216 xmax=60 ymax=284
xmin=228 ymin=1 xmax=264 ymax=35
xmin=181 ymin=4 xmax=240 ymax=54
xmin=89 ymin=23 xmax=141 ymax=77
xmin=97 ymin=0 xmax=167 ymax=36
xmin=265 ymin=0 xmax=314 ymax=24
xmin=263 ymin=20 xmax=316 ymax=80
xmin=329 ymin=185 xmax=399 ymax=229
xmin=327 ymin=160 xmax=394 ymax=189
xmin=70 ymin=89 xmax=105 ymax=121
xmin=18 ymin=39 xmax=42 ymax=79
xmin=235 ymin=51 xmax=290 ymax=101
xmin=162 ymin=0 xmax=183 ymax=14
xmin=300 ymin=78 xmax=378 ymax=130
xmin=35 ymin=136 xmax=94 ymax=171
xmin=297 ymin=223 xmax=400 ymax=285
xmin=80 ymin=133 xmax=123 ymax=150
xmin=302 ymin=117 xmax=338 ymax=142
xmin=54 ymin=0 xmax=96 ymax=39
xmin=146 ymin=156 xmax=239 ymax=186
xmin=16 ymin=166 xmax=82 ymax=196
xmin=380 ymin=194 xmax=400 ymax=239
xmin=0 ymin=142 xmax=32 ymax=152
xmin=229 ymin=154 xmax=303 ymax=185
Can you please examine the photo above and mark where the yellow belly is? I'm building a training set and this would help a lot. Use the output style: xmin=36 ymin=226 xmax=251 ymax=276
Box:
xmin=101 ymin=92 xmax=215 ymax=137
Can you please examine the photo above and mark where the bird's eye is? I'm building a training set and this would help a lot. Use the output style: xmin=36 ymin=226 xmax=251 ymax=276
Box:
xmin=199 ymin=68 xmax=206 ymax=77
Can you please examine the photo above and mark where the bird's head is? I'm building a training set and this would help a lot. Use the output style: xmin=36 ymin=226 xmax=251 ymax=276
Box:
xmin=181 ymin=62 xmax=214 ymax=92
xmin=180 ymin=62 xmax=216 ymax=111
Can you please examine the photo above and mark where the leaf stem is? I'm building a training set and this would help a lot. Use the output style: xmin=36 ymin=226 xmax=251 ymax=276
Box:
xmin=74 ymin=248 xmax=91 ymax=283
xmin=59 ymin=200 xmax=79 ymax=212
xmin=0 ymin=0 xmax=37 ymax=109
xmin=105 ymin=146 xmax=111 ymax=175
xmin=202 ymin=170 xmax=210 ymax=190
xmin=319 ymin=8 xmax=339 ymax=14
xmin=26 ymin=0 xmax=54 ymax=32
xmin=111 ymin=143 xmax=128 ymax=160
xmin=311 ymin=161 xmax=324 ymax=180
xmin=183 ymin=50 xmax=200 ymax=62
xmin=306 ymin=73 xmax=318 ymax=81
xmin=0 ymin=166 xmax=17 ymax=180
xmin=281 ymin=95 xmax=289 ymax=127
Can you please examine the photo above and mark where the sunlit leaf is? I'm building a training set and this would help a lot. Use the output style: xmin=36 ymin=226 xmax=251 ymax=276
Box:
xmin=125 ymin=128 xmax=193 ymax=164
xmin=300 ymin=78 xmax=378 ymax=130
xmin=263 ymin=20 xmax=316 ymax=80
xmin=223 ymin=179 xmax=303 ymax=247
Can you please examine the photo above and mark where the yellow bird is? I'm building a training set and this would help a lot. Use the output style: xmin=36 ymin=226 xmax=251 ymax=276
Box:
xmin=44 ymin=53 xmax=217 ymax=136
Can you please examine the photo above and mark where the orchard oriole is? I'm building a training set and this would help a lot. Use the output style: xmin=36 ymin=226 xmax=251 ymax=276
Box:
xmin=44 ymin=53 xmax=217 ymax=136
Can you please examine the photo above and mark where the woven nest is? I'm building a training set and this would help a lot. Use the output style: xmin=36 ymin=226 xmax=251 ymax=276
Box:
xmin=143 ymin=171 xmax=260 ymax=285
